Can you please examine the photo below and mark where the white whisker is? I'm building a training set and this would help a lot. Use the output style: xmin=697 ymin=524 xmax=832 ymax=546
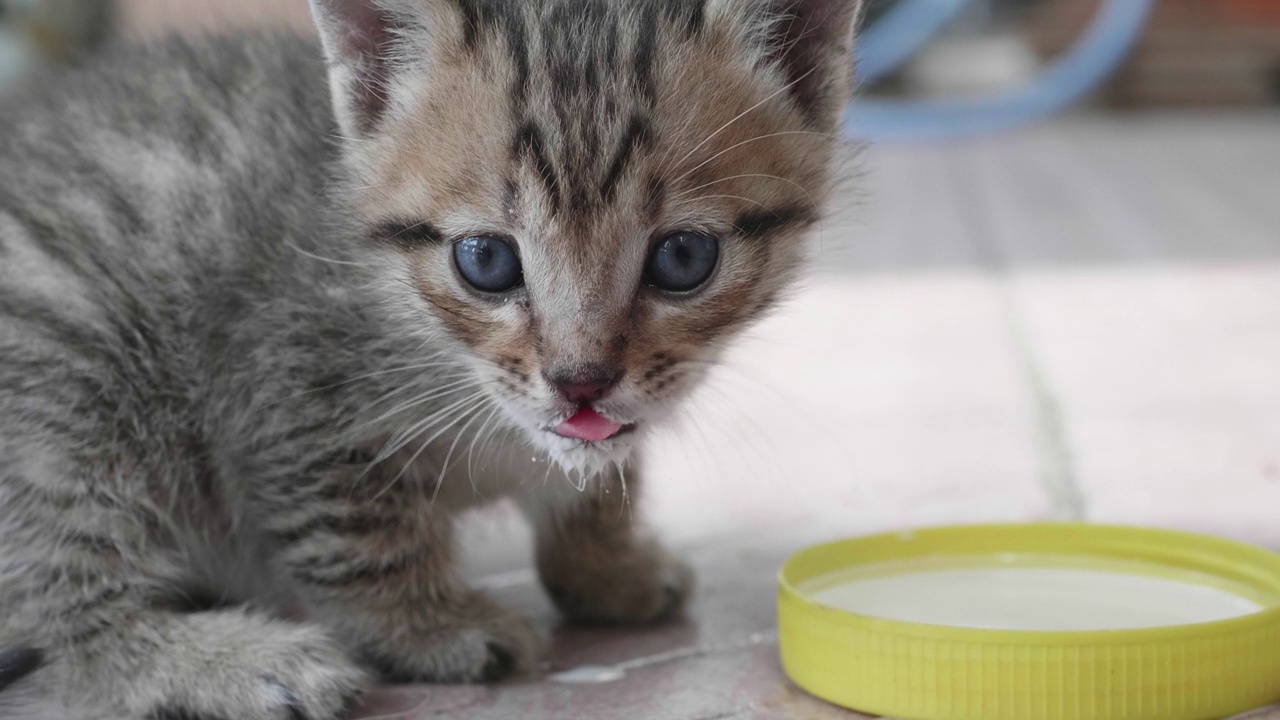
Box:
xmin=353 ymin=376 xmax=476 ymax=432
xmin=268 ymin=359 xmax=460 ymax=406
xmin=373 ymin=390 xmax=488 ymax=467
xmin=437 ymin=399 xmax=497 ymax=499
xmin=283 ymin=240 xmax=379 ymax=268
xmin=659 ymin=66 xmax=819 ymax=185
xmin=672 ymin=130 xmax=838 ymax=185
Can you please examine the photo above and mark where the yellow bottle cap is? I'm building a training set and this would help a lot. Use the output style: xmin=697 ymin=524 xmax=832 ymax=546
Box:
xmin=778 ymin=523 xmax=1280 ymax=720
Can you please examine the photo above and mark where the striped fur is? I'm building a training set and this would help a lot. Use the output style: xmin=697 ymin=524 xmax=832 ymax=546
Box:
xmin=0 ymin=1 xmax=859 ymax=718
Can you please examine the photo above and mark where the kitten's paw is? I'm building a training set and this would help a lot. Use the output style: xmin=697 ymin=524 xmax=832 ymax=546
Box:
xmin=367 ymin=593 xmax=540 ymax=684
xmin=541 ymin=538 xmax=694 ymax=626
xmin=140 ymin=615 xmax=367 ymax=720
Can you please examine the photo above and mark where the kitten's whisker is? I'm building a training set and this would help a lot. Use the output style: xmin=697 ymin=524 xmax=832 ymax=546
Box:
xmin=378 ymin=393 xmax=486 ymax=466
xmin=693 ymin=382 xmax=792 ymax=480
xmin=464 ymin=405 xmax=504 ymax=486
xmin=659 ymin=66 xmax=818 ymax=185
xmin=266 ymin=358 xmax=460 ymax=406
xmin=418 ymin=396 xmax=495 ymax=505
xmin=350 ymin=371 xmax=469 ymax=421
xmin=438 ymin=400 xmax=497 ymax=498
xmin=676 ymin=405 xmax=721 ymax=482
xmin=284 ymin=240 xmax=379 ymax=268
xmin=672 ymin=131 xmax=839 ymax=185
xmin=323 ymin=132 xmax=365 ymax=144
xmin=670 ymin=174 xmax=821 ymax=212
xmin=670 ymin=193 xmax=769 ymax=211
xmin=353 ymin=376 xmax=476 ymax=431
xmin=377 ymin=394 xmax=492 ymax=501
xmin=691 ymin=361 xmax=856 ymax=470
xmin=372 ymin=390 xmax=488 ymax=467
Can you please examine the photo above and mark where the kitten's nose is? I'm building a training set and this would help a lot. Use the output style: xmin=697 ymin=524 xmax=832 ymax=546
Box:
xmin=544 ymin=363 xmax=621 ymax=403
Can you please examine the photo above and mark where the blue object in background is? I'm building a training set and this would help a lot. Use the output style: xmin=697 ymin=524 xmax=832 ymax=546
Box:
xmin=846 ymin=0 xmax=1156 ymax=143
xmin=853 ymin=0 xmax=971 ymax=86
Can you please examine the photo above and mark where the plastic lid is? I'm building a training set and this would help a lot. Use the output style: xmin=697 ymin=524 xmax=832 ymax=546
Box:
xmin=777 ymin=523 xmax=1280 ymax=720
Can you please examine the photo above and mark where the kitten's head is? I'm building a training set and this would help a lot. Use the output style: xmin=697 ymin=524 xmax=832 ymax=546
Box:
xmin=309 ymin=0 xmax=859 ymax=471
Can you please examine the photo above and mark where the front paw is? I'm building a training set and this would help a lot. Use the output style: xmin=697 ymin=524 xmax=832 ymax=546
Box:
xmin=69 ymin=612 xmax=370 ymax=720
xmin=364 ymin=592 xmax=541 ymax=684
xmin=540 ymin=538 xmax=694 ymax=626
xmin=161 ymin=619 xmax=366 ymax=720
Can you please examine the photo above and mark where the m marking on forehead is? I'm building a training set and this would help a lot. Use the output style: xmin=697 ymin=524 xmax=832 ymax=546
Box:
xmin=601 ymin=115 xmax=653 ymax=203
xmin=370 ymin=219 xmax=444 ymax=250
xmin=513 ymin=121 xmax=561 ymax=212
xmin=455 ymin=0 xmax=531 ymax=101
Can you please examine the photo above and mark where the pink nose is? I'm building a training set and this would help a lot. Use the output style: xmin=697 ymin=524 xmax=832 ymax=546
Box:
xmin=544 ymin=364 xmax=620 ymax=403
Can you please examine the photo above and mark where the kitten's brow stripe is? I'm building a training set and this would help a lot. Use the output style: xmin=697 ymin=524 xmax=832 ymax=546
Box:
xmin=369 ymin=220 xmax=443 ymax=250
xmin=456 ymin=0 xmax=531 ymax=100
xmin=734 ymin=204 xmax=818 ymax=239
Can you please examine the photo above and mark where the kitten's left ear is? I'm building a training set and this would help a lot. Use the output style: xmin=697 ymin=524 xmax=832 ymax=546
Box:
xmin=712 ymin=0 xmax=863 ymax=128
xmin=307 ymin=0 xmax=438 ymax=138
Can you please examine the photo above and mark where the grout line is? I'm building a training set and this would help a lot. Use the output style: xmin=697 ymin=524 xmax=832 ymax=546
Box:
xmin=997 ymin=278 xmax=1087 ymax=521
xmin=942 ymin=145 xmax=1086 ymax=521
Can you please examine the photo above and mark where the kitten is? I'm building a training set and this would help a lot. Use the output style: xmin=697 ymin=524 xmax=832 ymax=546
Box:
xmin=0 ymin=0 xmax=859 ymax=718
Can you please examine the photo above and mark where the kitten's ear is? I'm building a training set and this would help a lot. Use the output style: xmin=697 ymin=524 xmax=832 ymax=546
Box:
xmin=307 ymin=0 xmax=433 ymax=138
xmin=712 ymin=0 xmax=863 ymax=127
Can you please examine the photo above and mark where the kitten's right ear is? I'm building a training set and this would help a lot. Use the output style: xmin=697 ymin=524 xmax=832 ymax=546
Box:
xmin=308 ymin=0 xmax=430 ymax=138
xmin=709 ymin=0 xmax=863 ymax=129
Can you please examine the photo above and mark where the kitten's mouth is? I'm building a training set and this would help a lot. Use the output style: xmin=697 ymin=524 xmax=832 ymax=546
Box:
xmin=550 ymin=406 xmax=636 ymax=443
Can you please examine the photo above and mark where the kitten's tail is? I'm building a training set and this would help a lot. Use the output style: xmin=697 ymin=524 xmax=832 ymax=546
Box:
xmin=0 ymin=647 xmax=42 ymax=692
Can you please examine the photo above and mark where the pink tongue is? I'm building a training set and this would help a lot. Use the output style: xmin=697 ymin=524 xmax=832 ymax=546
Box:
xmin=554 ymin=406 xmax=623 ymax=442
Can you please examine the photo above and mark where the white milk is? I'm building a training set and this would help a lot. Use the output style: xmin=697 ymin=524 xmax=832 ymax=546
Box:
xmin=808 ymin=563 xmax=1263 ymax=631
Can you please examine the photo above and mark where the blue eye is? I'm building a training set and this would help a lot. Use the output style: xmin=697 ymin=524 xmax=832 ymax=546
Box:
xmin=453 ymin=236 xmax=523 ymax=293
xmin=643 ymin=232 xmax=719 ymax=293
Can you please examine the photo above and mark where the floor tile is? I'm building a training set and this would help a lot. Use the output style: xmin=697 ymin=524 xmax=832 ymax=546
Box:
xmin=1012 ymin=263 xmax=1280 ymax=545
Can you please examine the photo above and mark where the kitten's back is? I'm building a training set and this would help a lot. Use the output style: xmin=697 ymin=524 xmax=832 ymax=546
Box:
xmin=0 ymin=33 xmax=337 ymax=288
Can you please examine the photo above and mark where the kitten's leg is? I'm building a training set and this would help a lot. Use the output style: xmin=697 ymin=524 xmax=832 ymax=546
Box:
xmin=0 ymin=471 xmax=366 ymax=720
xmin=520 ymin=460 xmax=694 ymax=625
xmin=261 ymin=468 xmax=540 ymax=683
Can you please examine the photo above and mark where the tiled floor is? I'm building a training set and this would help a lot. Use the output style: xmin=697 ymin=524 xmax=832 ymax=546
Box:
xmin=336 ymin=117 xmax=1280 ymax=718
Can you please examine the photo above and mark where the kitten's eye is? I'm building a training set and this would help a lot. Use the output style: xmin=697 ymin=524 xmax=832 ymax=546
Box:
xmin=643 ymin=232 xmax=720 ymax=293
xmin=453 ymin=236 xmax=523 ymax=293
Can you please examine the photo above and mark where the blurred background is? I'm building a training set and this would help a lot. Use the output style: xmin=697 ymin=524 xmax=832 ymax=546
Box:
xmin=6 ymin=0 xmax=1280 ymax=108
xmin=2 ymin=2 xmax=1279 ymax=718
xmin=5 ymin=1 xmax=1280 ymax=108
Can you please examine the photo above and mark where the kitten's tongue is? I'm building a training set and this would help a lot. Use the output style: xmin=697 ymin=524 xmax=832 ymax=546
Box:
xmin=554 ymin=406 xmax=623 ymax=442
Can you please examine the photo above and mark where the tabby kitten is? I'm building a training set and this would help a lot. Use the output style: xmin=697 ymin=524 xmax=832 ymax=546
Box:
xmin=0 ymin=0 xmax=859 ymax=717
